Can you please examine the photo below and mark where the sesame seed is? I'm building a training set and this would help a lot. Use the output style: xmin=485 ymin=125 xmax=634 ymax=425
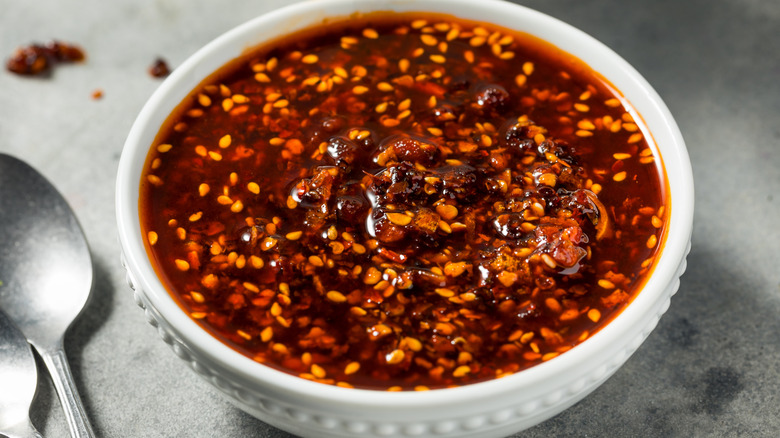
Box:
xmin=363 ymin=28 xmax=379 ymax=39
xmin=574 ymin=103 xmax=590 ymax=112
xmin=285 ymin=231 xmax=303 ymax=240
xmin=344 ymin=362 xmax=360 ymax=375
xmin=646 ymin=234 xmax=658 ymax=248
xmin=435 ymin=288 xmax=455 ymax=298
xmin=340 ymin=36 xmax=358 ymax=45
xmin=377 ymin=82 xmax=394 ymax=92
xmin=444 ymin=261 xmax=468 ymax=277
xmin=232 ymin=94 xmax=249 ymax=104
xmin=420 ymin=34 xmax=438 ymax=46
xmin=545 ymin=297 xmax=562 ymax=313
xmin=623 ymin=122 xmax=639 ymax=132
xmin=386 ymin=349 xmax=405 ymax=365
xmin=260 ymin=327 xmax=273 ymax=342
xmin=628 ymin=133 xmax=643 ymax=144
xmin=436 ymin=204 xmax=458 ymax=220
xmin=386 ymin=212 xmax=412 ymax=226
xmin=411 ymin=19 xmax=427 ymax=29
xmin=542 ymin=352 xmax=559 ymax=361
xmin=598 ymin=279 xmax=616 ymax=289
xmin=326 ymin=290 xmax=347 ymax=303
xmin=541 ymin=254 xmax=557 ymax=269
xmin=453 ymin=365 xmax=471 ymax=378
xmin=469 ymin=36 xmax=486 ymax=47
xmin=311 ymin=364 xmax=326 ymax=378
xmin=575 ymin=130 xmax=594 ymax=137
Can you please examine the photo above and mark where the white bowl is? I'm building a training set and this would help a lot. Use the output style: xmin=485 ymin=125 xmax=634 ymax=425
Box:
xmin=116 ymin=0 xmax=694 ymax=436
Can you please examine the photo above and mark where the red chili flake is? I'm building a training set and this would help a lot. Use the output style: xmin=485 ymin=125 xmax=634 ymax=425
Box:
xmin=5 ymin=40 xmax=85 ymax=76
xmin=149 ymin=58 xmax=171 ymax=78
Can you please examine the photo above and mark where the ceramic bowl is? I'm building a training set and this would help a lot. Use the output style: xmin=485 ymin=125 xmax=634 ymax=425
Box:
xmin=116 ymin=0 xmax=694 ymax=436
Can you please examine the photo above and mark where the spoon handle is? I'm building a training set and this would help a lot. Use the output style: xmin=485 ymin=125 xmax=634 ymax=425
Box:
xmin=36 ymin=342 xmax=96 ymax=438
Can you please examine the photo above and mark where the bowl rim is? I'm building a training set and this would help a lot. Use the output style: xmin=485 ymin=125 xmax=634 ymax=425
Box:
xmin=116 ymin=0 xmax=694 ymax=409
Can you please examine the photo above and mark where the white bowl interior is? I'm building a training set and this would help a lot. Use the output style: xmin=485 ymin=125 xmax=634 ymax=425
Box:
xmin=117 ymin=0 xmax=693 ymax=414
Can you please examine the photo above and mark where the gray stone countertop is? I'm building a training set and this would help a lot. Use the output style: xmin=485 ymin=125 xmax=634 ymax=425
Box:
xmin=1 ymin=0 xmax=778 ymax=436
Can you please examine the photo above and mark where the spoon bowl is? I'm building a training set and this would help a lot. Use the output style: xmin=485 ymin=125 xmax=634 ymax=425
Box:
xmin=0 ymin=153 xmax=96 ymax=438
xmin=0 ymin=309 xmax=42 ymax=438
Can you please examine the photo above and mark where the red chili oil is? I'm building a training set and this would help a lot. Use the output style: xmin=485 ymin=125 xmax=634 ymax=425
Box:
xmin=140 ymin=12 xmax=667 ymax=390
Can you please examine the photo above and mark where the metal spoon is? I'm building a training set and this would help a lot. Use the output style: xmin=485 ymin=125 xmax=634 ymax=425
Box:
xmin=0 ymin=153 xmax=96 ymax=438
xmin=0 ymin=309 xmax=42 ymax=438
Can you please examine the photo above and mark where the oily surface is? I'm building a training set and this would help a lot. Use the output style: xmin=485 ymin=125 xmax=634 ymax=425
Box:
xmin=141 ymin=13 xmax=665 ymax=390
xmin=3 ymin=0 xmax=778 ymax=436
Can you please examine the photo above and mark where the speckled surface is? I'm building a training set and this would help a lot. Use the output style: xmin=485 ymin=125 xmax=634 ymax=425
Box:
xmin=1 ymin=0 xmax=778 ymax=437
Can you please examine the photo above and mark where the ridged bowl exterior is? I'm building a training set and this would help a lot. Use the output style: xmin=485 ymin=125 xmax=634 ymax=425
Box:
xmin=116 ymin=1 xmax=694 ymax=436
xmin=120 ymin=245 xmax=689 ymax=438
